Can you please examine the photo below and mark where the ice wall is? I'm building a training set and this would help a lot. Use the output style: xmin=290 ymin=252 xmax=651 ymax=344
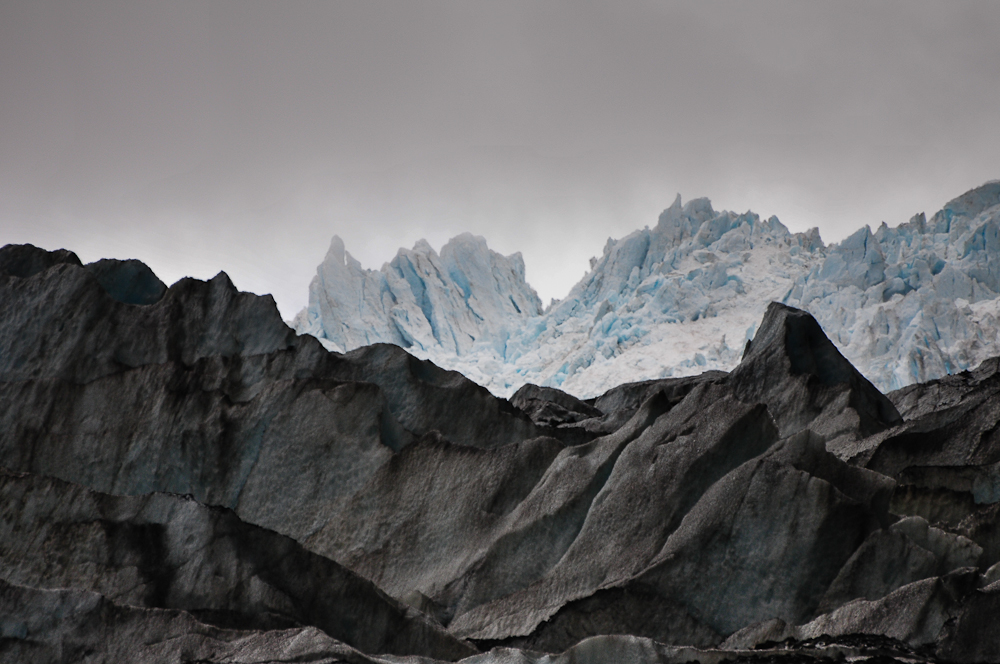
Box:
xmin=294 ymin=182 xmax=1000 ymax=397
xmin=293 ymin=233 xmax=542 ymax=355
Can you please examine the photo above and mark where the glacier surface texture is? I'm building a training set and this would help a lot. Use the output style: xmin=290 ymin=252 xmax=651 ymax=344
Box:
xmin=294 ymin=182 xmax=1000 ymax=398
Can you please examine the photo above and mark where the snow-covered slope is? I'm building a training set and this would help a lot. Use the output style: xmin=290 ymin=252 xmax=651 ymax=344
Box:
xmin=294 ymin=182 xmax=1000 ymax=398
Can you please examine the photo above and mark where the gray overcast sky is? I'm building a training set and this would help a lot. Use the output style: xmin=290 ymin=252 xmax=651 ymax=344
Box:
xmin=2 ymin=1 xmax=999 ymax=317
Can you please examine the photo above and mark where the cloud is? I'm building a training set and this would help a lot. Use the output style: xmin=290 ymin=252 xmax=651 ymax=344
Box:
xmin=2 ymin=1 xmax=998 ymax=317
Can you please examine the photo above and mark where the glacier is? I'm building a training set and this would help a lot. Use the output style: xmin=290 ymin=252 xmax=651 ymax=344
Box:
xmin=293 ymin=181 xmax=1000 ymax=398
xmin=293 ymin=233 xmax=542 ymax=356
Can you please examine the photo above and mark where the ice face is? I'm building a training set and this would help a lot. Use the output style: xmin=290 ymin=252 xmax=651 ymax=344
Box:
xmin=294 ymin=182 xmax=1000 ymax=398
xmin=293 ymin=233 xmax=543 ymax=357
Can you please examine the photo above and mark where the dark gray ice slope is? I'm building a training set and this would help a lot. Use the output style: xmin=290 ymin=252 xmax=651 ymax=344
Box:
xmin=0 ymin=244 xmax=539 ymax=545
xmin=0 ymin=469 xmax=475 ymax=660
xmin=3 ymin=243 xmax=1000 ymax=662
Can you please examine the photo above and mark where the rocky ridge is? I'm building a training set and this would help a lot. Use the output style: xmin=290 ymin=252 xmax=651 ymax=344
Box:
xmin=3 ymin=243 xmax=1000 ymax=662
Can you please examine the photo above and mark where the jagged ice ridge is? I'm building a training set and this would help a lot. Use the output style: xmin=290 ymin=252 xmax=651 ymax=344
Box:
xmin=294 ymin=182 xmax=1000 ymax=397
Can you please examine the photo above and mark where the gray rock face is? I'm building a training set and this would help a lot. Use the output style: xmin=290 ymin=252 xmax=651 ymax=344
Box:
xmin=0 ymin=469 xmax=475 ymax=660
xmin=0 ymin=263 xmax=294 ymax=385
xmin=3 ymin=579 xmax=950 ymax=664
xmin=816 ymin=516 xmax=982 ymax=613
xmin=3 ymin=242 xmax=1000 ymax=663
xmin=510 ymin=383 xmax=603 ymax=429
xmin=0 ymin=244 xmax=538 ymax=548
xmin=730 ymin=302 xmax=902 ymax=441
xmin=447 ymin=390 xmax=781 ymax=644
xmin=461 ymin=429 xmax=893 ymax=651
xmin=84 ymin=258 xmax=167 ymax=305
xmin=859 ymin=355 xmax=1000 ymax=572
xmin=316 ymin=303 xmax=909 ymax=648
xmin=0 ymin=243 xmax=82 ymax=278
xmin=724 ymin=567 xmax=1000 ymax=664
xmin=0 ymin=579 xmax=407 ymax=664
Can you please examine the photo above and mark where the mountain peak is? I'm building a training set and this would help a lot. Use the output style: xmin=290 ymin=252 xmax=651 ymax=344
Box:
xmin=731 ymin=302 xmax=901 ymax=440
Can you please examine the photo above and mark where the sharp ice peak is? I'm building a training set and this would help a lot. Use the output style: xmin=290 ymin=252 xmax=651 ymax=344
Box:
xmin=295 ymin=182 xmax=1000 ymax=398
